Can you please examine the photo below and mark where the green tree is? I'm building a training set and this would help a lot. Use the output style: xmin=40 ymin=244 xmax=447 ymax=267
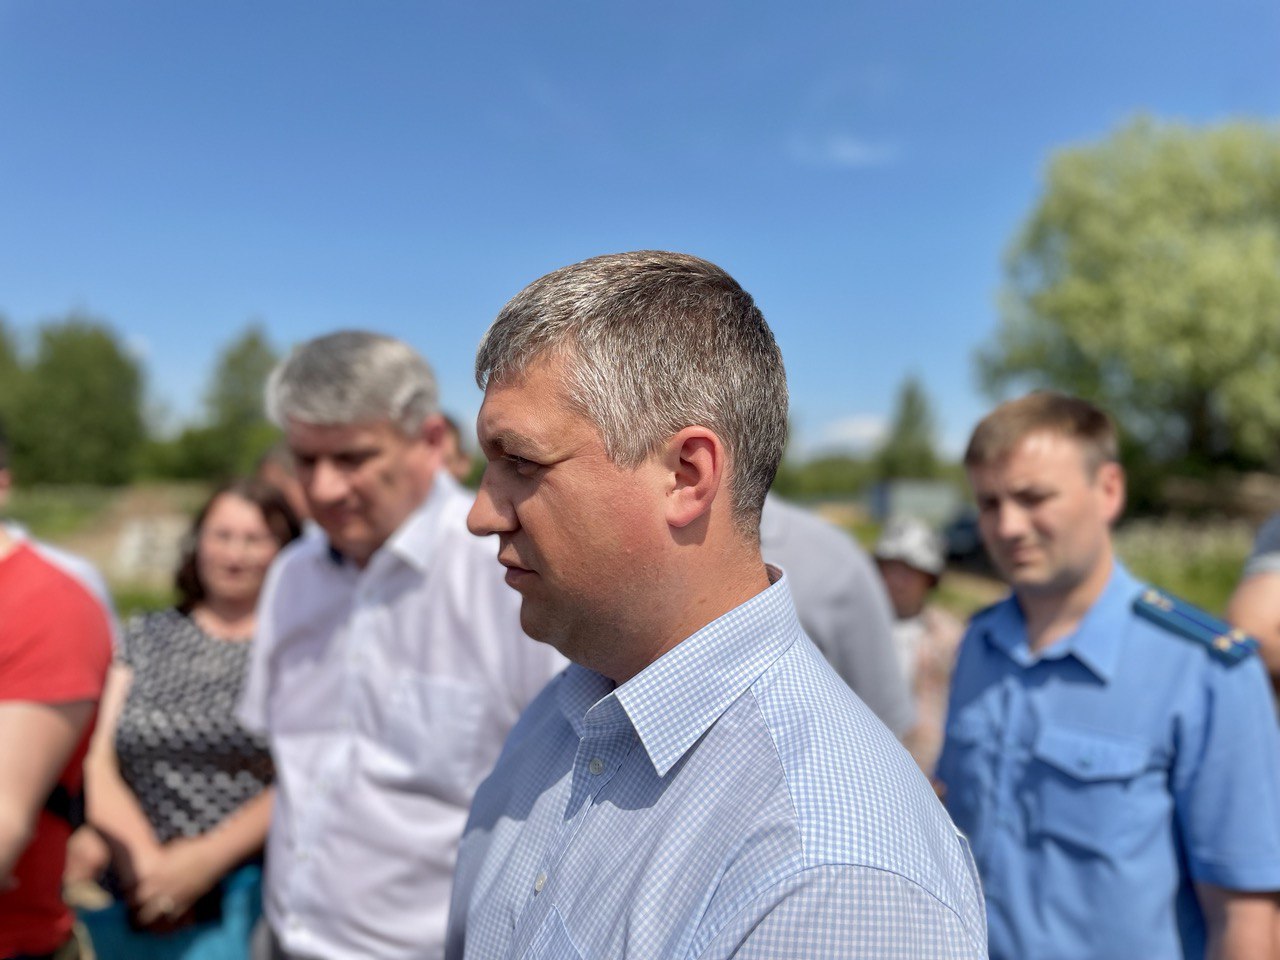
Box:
xmin=979 ymin=116 xmax=1280 ymax=467
xmin=873 ymin=376 xmax=940 ymax=480
xmin=8 ymin=315 xmax=146 ymax=484
xmin=144 ymin=323 xmax=281 ymax=479
xmin=205 ymin=323 xmax=278 ymax=439
xmin=202 ymin=323 xmax=281 ymax=475
xmin=773 ymin=455 xmax=874 ymax=499
xmin=0 ymin=317 xmax=21 ymax=428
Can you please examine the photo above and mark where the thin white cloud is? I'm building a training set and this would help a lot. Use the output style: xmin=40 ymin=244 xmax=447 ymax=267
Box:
xmin=787 ymin=63 xmax=902 ymax=170
xmin=793 ymin=414 xmax=887 ymax=458
xmin=788 ymin=132 xmax=899 ymax=169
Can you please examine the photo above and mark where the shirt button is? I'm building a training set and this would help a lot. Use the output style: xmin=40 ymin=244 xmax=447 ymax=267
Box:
xmin=588 ymin=758 xmax=604 ymax=775
xmin=534 ymin=872 xmax=547 ymax=894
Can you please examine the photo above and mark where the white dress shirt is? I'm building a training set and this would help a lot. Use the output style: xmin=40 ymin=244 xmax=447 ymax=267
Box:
xmin=238 ymin=473 xmax=565 ymax=960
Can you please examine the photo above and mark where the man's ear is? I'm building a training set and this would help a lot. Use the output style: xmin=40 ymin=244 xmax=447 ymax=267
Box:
xmin=417 ymin=413 xmax=448 ymax=448
xmin=1097 ymin=461 xmax=1126 ymax=525
xmin=662 ymin=427 xmax=725 ymax=529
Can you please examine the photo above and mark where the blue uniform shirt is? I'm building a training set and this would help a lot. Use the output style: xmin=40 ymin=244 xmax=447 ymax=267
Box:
xmin=447 ymin=572 xmax=987 ymax=959
xmin=937 ymin=561 xmax=1280 ymax=960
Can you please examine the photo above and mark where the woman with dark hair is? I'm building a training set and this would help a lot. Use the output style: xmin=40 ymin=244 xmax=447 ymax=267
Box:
xmin=82 ymin=480 xmax=300 ymax=959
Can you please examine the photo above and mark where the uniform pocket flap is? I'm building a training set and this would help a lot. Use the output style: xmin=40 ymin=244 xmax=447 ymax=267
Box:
xmin=1033 ymin=725 xmax=1147 ymax=782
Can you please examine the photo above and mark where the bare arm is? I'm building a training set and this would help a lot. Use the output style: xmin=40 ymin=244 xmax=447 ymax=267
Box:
xmin=83 ymin=664 xmax=163 ymax=885
xmin=132 ymin=787 xmax=274 ymax=925
xmin=1198 ymin=883 xmax=1280 ymax=960
xmin=0 ymin=698 xmax=96 ymax=879
xmin=88 ymin=663 xmax=275 ymax=925
xmin=1226 ymin=572 xmax=1280 ymax=693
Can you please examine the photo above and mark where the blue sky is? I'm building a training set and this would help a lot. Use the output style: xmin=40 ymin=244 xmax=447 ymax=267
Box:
xmin=1 ymin=1 xmax=1276 ymax=457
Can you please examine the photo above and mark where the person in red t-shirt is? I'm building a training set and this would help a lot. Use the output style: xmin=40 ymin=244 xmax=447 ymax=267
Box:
xmin=0 ymin=509 xmax=113 ymax=959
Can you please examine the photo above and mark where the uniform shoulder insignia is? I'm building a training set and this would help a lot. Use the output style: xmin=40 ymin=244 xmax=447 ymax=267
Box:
xmin=1133 ymin=588 xmax=1259 ymax=665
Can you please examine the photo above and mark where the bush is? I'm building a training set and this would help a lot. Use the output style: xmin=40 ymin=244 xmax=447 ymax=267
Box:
xmin=1115 ymin=519 xmax=1251 ymax=616
xmin=5 ymin=485 xmax=119 ymax=540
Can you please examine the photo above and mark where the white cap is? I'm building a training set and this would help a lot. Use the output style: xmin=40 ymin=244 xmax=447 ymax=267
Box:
xmin=874 ymin=515 xmax=945 ymax=577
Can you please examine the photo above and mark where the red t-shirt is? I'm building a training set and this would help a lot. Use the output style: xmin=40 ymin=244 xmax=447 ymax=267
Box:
xmin=0 ymin=543 xmax=112 ymax=956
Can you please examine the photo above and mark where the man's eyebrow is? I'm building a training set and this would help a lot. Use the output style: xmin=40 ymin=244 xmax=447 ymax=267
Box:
xmin=483 ymin=429 xmax=546 ymax=457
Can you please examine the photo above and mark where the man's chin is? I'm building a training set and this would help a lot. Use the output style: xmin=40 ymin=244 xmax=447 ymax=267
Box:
xmin=997 ymin=560 xmax=1048 ymax=589
xmin=519 ymin=607 xmax=574 ymax=653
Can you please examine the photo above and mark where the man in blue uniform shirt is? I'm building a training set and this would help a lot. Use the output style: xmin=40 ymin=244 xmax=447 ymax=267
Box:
xmin=937 ymin=391 xmax=1280 ymax=960
xmin=447 ymin=251 xmax=987 ymax=959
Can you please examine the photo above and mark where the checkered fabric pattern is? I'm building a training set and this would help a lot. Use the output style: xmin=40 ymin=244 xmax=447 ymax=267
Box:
xmin=447 ymin=573 xmax=987 ymax=959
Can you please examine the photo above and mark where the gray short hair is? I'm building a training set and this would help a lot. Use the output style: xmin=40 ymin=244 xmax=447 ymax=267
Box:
xmin=267 ymin=331 xmax=439 ymax=435
xmin=475 ymin=251 xmax=789 ymax=534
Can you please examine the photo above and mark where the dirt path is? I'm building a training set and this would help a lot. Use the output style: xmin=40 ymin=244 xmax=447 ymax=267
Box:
xmin=58 ymin=483 xmax=208 ymax=587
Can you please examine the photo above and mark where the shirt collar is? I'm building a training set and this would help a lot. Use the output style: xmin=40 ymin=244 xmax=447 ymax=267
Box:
xmin=557 ymin=567 xmax=803 ymax=778
xmin=984 ymin=559 xmax=1139 ymax=682
xmin=324 ymin=472 xmax=456 ymax=576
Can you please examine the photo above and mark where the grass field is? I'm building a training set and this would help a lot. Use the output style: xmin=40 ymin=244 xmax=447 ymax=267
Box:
xmin=5 ymin=485 xmax=123 ymax=540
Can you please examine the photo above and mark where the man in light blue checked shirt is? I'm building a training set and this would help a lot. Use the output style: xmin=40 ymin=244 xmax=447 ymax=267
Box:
xmin=446 ymin=251 xmax=987 ymax=959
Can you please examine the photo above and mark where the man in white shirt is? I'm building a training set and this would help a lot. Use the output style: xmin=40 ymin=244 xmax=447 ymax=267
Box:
xmin=238 ymin=331 xmax=563 ymax=960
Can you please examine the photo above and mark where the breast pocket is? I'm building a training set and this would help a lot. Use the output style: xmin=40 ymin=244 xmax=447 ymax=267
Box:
xmin=1027 ymin=724 xmax=1150 ymax=855
xmin=523 ymin=907 xmax=584 ymax=960
xmin=368 ymin=672 xmax=488 ymax=805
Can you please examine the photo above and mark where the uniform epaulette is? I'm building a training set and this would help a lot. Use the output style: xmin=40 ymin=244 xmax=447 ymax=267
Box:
xmin=1133 ymin=588 xmax=1259 ymax=665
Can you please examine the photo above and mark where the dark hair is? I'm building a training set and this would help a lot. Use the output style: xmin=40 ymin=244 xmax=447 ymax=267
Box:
xmin=175 ymin=479 xmax=301 ymax=613
xmin=964 ymin=391 xmax=1119 ymax=474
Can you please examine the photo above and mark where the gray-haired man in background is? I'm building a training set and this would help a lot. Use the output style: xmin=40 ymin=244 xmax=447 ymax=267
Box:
xmin=238 ymin=332 xmax=562 ymax=960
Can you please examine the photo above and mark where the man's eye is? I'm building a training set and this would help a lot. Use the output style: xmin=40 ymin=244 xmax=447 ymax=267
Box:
xmin=503 ymin=454 xmax=538 ymax=474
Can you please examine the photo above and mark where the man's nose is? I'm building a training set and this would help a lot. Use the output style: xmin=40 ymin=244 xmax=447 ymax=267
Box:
xmin=307 ymin=459 xmax=349 ymax=506
xmin=995 ymin=502 xmax=1029 ymax=540
xmin=467 ymin=468 xmax=515 ymax=538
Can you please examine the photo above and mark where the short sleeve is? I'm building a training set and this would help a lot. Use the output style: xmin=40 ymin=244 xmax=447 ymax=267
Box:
xmin=1243 ymin=514 xmax=1280 ymax=579
xmin=694 ymin=865 xmax=986 ymax=960
xmin=0 ymin=567 xmax=112 ymax=705
xmin=1174 ymin=653 xmax=1280 ymax=890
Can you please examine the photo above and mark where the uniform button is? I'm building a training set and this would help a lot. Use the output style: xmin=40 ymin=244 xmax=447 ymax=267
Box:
xmin=534 ymin=872 xmax=547 ymax=893
xmin=588 ymin=758 xmax=604 ymax=775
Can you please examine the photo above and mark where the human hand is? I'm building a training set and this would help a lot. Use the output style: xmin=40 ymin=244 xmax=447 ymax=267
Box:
xmin=930 ymin=777 xmax=947 ymax=801
xmin=64 ymin=825 xmax=111 ymax=885
xmin=131 ymin=837 xmax=221 ymax=929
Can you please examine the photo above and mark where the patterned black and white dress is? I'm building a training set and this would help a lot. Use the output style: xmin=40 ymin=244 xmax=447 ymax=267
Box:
xmin=114 ymin=609 xmax=273 ymax=844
